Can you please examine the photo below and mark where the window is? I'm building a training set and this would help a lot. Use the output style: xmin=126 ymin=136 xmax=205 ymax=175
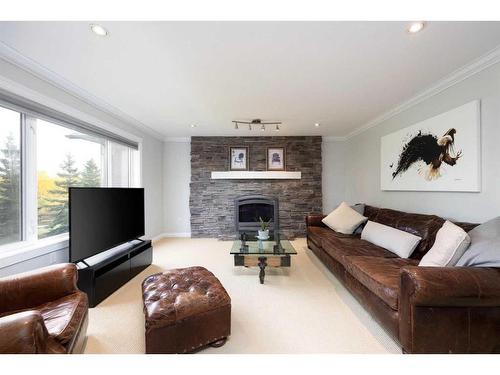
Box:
xmin=110 ymin=142 xmax=129 ymax=187
xmin=37 ymin=119 xmax=105 ymax=239
xmin=0 ymin=107 xmax=21 ymax=246
xmin=0 ymin=102 xmax=141 ymax=250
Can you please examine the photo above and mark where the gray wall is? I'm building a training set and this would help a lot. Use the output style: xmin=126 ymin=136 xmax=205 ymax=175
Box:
xmin=0 ymin=59 xmax=164 ymax=276
xmin=343 ymin=62 xmax=500 ymax=223
xmin=190 ymin=136 xmax=322 ymax=239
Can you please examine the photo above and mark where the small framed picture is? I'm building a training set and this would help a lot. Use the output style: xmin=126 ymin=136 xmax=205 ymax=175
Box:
xmin=267 ymin=147 xmax=285 ymax=171
xmin=229 ymin=146 xmax=249 ymax=171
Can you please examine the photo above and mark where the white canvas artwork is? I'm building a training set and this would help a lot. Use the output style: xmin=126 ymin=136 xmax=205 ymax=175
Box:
xmin=381 ymin=100 xmax=480 ymax=192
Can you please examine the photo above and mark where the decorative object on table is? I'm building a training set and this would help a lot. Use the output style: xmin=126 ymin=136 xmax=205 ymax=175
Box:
xmin=229 ymin=146 xmax=249 ymax=171
xmin=266 ymin=147 xmax=285 ymax=171
xmin=257 ymin=216 xmax=271 ymax=240
xmin=240 ymin=232 xmax=248 ymax=252
xmin=273 ymin=233 xmax=283 ymax=253
xmin=381 ymin=100 xmax=480 ymax=192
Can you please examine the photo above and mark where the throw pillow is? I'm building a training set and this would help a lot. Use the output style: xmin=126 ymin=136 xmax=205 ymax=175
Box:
xmin=361 ymin=220 xmax=421 ymax=258
xmin=322 ymin=202 xmax=368 ymax=235
xmin=351 ymin=203 xmax=366 ymax=235
xmin=456 ymin=217 xmax=500 ymax=267
xmin=419 ymin=220 xmax=471 ymax=267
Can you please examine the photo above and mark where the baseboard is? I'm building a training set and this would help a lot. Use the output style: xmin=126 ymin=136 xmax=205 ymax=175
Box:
xmin=152 ymin=232 xmax=192 ymax=242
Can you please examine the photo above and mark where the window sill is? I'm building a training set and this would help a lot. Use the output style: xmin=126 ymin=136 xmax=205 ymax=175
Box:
xmin=0 ymin=234 xmax=69 ymax=269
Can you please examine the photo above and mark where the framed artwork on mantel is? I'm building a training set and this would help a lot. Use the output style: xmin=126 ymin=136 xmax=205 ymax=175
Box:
xmin=229 ymin=146 xmax=249 ymax=171
xmin=267 ymin=147 xmax=286 ymax=171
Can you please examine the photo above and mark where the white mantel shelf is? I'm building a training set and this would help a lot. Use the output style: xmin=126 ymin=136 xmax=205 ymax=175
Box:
xmin=211 ymin=171 xmax=302 ymax=180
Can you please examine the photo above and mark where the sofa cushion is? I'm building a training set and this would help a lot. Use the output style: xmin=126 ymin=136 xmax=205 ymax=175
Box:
xmin=37 ymin=291 xmax=88 ymax=345
xmin=344 ymin=256 xmax=419 ymax=310
xmin=321 ymin=233 xmax=397 ymax=268
xmin=457 ymin=217 xmax=500 ymax=267
xmin=309 ymin=225 xmax=355 ymax=242
xmin=321 ymin=202 xmax=368 ymax=235
xmin=361 ymin=220 xmax=422 ymax=259
xmin=419 ymin=220 xmax=471 ymax=267
xmin=364 ymin=206 xmax=446 ymax=259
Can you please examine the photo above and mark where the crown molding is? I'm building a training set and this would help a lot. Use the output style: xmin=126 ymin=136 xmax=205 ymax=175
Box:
xmin=343 ymin=44 xmax=500 ymax=140
xmin=0 ymin=41 xmax=165 ymax=141
xmin=164 ymin=136 xmax=191 ymax=143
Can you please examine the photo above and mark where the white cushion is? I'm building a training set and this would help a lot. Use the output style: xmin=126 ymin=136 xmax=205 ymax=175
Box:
xmin=322 ymin=202 xmax=368 ymax=235
xmin=419 ymin=220 xmax=471 ymax=267
xmin=361 ymin=221 xmax=421 ymax=258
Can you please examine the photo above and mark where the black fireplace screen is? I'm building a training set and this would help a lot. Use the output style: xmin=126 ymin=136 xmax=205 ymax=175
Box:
xmin=238 ymin=203 xmax=274 ymax=223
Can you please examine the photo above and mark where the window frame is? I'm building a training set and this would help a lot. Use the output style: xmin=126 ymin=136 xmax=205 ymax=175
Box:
xmin=0 ymin=104 xmax=142 ymax=255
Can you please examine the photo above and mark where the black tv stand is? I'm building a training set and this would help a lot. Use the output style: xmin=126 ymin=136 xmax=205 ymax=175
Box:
xmin=75 ymin=239 xmax=152 ymax=307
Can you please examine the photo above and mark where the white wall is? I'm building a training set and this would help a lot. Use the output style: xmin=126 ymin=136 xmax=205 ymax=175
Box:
xmin=342 ymin=61 xmax=500 ymax=223
xmin=163 ymin=140 xmax=191 ymax=236
xmin=0 ymin=58 xmax=164 ymax=276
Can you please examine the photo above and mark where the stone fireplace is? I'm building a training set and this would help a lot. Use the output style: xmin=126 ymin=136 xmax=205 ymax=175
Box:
xmin=235 ymin=195 xmax=279 ymax=239
xmin=190 ymin=136 xmax=322 ymax=239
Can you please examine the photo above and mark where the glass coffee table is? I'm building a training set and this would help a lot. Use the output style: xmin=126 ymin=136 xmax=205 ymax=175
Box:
xmin=230 ymin=237 xmax=297 ymax=284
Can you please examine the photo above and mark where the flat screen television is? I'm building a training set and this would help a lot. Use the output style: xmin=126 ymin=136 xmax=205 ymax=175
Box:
xmin=69 ymin=187 xmax=145 ymax=263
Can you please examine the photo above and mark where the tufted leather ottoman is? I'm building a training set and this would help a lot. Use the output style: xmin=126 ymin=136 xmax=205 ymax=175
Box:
xmin=142 ymin=266 xmax=231 ymax=354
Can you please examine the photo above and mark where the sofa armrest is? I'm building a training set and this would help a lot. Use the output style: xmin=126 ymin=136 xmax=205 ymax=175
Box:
xmin=0 ymin=263 xmax=78 ymax=314
xmin=0 ymin=311 xmax=51 ymax=353
xmin=399 ymin=266 xmax=500 ymax=353
xmin=400 ymin=266 xmax=500 ymax=307
xmin=306 ymin=214 xmax=326 ymax=228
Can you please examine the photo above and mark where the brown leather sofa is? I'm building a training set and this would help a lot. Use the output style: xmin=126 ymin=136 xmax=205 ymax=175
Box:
xmin=306 ymin=205 xmax=500 ymax=353
xmin=0 ymin=263 xmax=88 ymax=354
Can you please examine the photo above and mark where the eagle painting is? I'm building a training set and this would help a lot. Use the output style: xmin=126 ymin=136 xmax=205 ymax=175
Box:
xmin=391 ymin=128 xmax=462 ymax=181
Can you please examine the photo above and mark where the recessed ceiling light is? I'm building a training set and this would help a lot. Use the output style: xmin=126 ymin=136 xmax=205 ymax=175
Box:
xmin=407 ymin=22 xmax=425 ymax=34
xmin=190 ymin=124 xmax=197 ymax=128
xmin=90 ymin=24 xmax=109 ymax=37
xmin=314 ymin=123 xmax=320 ymax=127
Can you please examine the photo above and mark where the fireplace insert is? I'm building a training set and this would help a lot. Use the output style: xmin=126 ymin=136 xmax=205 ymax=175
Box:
xmin=235 ymin=195 xmax=279 ymax=239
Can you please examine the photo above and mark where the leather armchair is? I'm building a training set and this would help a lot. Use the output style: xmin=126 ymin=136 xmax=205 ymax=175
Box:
xmin=399 ymin=266 xmax=500 ymax=353
xmin=0 ymin=263 xmax=88 ymax=354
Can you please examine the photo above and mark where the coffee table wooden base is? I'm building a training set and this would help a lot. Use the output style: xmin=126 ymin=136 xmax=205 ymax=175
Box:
xmin=234 ymin=254 xmax=291 ymax=284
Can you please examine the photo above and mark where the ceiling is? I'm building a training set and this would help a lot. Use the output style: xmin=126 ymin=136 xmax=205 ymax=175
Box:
xmin=1 ymin=21 xmax=500 ymax=139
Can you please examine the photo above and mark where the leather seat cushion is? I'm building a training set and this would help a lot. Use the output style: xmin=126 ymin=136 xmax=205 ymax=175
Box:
xmin=142 ymin=266 xmax=231 ymax=331
xmin=37 ymin=291 xmax=88 ymax=344
xmin=308 ymin=226 xmax=355 ymax=248
xmin=321 ymin=234 xmax=397 ymax=267
xmin=344 ymin=256 xmax=418 ymax=310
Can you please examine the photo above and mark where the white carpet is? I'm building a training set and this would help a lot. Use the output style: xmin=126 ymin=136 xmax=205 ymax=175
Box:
xmin=84 ymin=237 xmax=401 ymax=354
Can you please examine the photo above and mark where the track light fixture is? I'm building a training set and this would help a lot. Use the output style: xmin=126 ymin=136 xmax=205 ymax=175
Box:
xmin=232 ymin=119 xmax=282 ymax=132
